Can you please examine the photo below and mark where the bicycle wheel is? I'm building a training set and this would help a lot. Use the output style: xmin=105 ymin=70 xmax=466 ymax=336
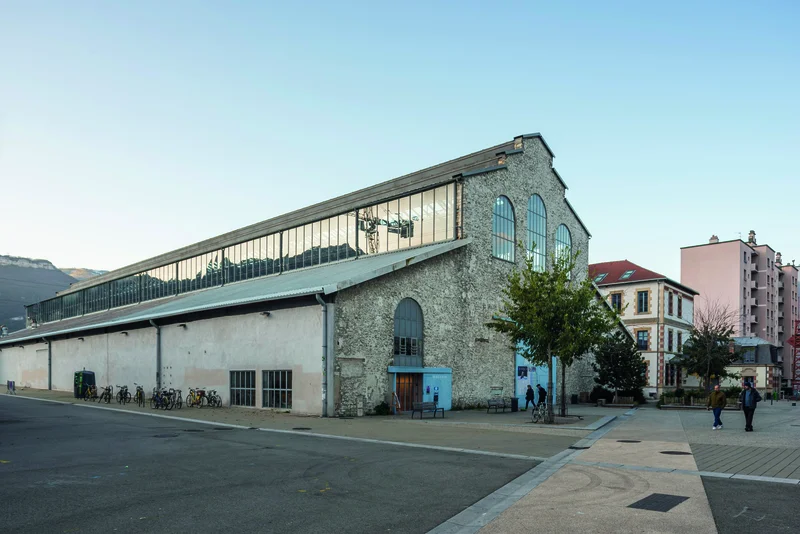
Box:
xmin=149 ymin=396 xmax=156 ymax=409
xmin=213 ymin=395 xmax=222 ymax=407
xmin=125 ymin=392 xmax=132 ymax=404
xmin=115 ymin=392 xmax=122 ymax=404
xmin=532 ymin=407 xmax=541 ymax=423
xmin=175 ymin=395 xmax=182 ymax=409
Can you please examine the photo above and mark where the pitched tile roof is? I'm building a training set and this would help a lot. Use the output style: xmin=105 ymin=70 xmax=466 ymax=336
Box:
xmin=588 ymin=260 xmax=699 ymax=295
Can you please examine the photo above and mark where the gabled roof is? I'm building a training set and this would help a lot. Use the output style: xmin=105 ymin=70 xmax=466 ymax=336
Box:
xmin=589 ymin=260 xmax=699 ymax=295
xmin=0 ymin=240 xmax=470 ymax=346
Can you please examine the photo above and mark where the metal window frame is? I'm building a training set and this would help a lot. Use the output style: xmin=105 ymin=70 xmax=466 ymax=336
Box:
xmin=229 ymin=369 xmax=256 ymax=407
xmin=262 ymin=370 xmax=293 ymax=409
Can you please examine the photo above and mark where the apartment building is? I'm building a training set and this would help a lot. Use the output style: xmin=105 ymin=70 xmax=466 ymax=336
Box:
xmin=681 ymin=231 xmax=798 ymax=392
xmin=590 ymin=260 xmax=699 ymax=397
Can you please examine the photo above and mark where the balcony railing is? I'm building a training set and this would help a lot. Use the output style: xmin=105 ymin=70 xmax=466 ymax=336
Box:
xmin=749 ymin=280 xmax=757 ymax=289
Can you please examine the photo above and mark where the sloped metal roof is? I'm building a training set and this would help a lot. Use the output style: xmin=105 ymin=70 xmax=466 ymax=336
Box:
xmin=0 ymin=239 xmax=470 ymax=346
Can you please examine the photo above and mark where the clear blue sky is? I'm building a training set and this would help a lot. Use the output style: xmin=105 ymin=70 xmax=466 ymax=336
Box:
xmin=1 ymin=1 xmax=798 ymax=281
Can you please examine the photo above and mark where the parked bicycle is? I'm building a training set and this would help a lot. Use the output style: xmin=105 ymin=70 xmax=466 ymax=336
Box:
xmin=98 ymin=385 xmax=113 ymax=404
xmin=82 ymin=384 xmax=98 ymax=402
xmin=186 ymin=387 xmax=222 ymax=408
xmin=115 ymin=385 xmax=131 ymax=405
xmin=150 ymin=388 xmax=171 ymax=410
xmin=133 ymin=383 xmax=145 ymax=407
xmin=531 ymin=401 xmax=551 ymax=424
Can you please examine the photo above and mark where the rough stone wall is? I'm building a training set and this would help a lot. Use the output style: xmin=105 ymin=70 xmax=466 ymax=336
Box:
xmin=333 ymin=136 xmax=592 ymax=413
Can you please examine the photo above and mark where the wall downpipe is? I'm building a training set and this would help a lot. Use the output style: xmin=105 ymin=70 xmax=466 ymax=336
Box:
xmin=42 ymin=337 xmax=51 ymax=390
xmin=315 ymin=293 xmax=329 ymax=417
xmin=149 ymin=320 xmax=161 ymax=390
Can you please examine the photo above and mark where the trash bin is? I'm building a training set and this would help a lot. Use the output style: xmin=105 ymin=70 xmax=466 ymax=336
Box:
xmin=74 ymin=370 xmax=95 ymax=398
xmin=510 ymin=397 xmax=519 ymax=412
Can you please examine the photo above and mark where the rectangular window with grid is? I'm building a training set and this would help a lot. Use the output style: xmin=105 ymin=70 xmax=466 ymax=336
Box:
xmin=637 ymin=291 xmax=649 ymax=313
xmin=637 ymin=330 xmax=649 ymax=351
xmin=610 ymin=293 xmax=622 ymax=312
xmin=668 ymin=330 xmax=673 ymax=352
xmin=263 ymin=370 xmax=292 ymax=409
xmin=667 ymin=291 xmax=673 ymax=315
xmin=678 ymin=296 xmax=683 ymax=318
xmin=230 ymin=370 xmax=255 ymax=407
xmin=677 ymin=332 xmax=683 ymax=353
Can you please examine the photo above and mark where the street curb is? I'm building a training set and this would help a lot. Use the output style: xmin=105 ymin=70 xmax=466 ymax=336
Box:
xmin=2 ymin=393 xmax=547 ymax=462
xmin=428 ymin=409 xmax=636 ymax=533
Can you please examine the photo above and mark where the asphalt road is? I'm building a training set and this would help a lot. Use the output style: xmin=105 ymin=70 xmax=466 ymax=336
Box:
xmin=703 ymin=476 xmax=800 ymax=533
xmin=0 ymin=396 xmax=535 ymax=533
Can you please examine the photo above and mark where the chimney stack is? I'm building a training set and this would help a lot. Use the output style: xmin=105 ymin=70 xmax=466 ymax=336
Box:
xmin=747 ymin=230 xmax=757 ymax=245
xmin=709 ymin=235 xmax=719 ymax=244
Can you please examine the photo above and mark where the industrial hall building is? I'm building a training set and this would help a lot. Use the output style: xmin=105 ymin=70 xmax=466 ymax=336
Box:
xmin=0 ymin=133 xmax=591 ymax=416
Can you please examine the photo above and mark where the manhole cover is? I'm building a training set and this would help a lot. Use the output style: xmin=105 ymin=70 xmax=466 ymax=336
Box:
xmin=213 ymin=428 xmax=233 ymax=431
xmin=153 ymin=434 xmax=178 ymax=438
xmin=183 ymin=429 xmax=204 ymax=432
xmin=660 ymin=451 xmax=692 ymax=455
xmin=629 ymin=493 xmax=689 ymax=512
xmin=617 ymin=440 xmax=642 ymax=443
xmin=292 ymin=427 xmax=312 ymax=431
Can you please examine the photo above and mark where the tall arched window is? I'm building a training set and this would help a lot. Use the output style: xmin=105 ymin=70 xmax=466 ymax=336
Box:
xmin=394 ymin=298 xmax=423 ymax=367
xmin=492 ymin=196 xmax=515 ymax=262
xmin=526 ymin=194 xmax=547 ymax=272
xmin=555 ymin=224 xmax=572 ymax=266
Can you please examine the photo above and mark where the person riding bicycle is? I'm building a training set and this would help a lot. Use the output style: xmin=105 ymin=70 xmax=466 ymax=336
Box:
xmin=536 ymin=384 xmax=547 ymax=406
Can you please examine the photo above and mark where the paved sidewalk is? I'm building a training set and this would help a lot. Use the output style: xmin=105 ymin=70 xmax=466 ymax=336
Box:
xmin=478 ymin=408 xmax=717 ymax=534
xmin=4 ymin=389 xmax=598 ymax=459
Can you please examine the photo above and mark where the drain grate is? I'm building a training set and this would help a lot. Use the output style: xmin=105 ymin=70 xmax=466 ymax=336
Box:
xmin=617 ymin=440 xmax=641 ymax=443
xmin=629 ymin=493 xmax=689 ymax=512
xmin=153 ymin=434 xmax=179 ymax=438
xmin=660 ymin=451 xmax=692 ymax=456
xmin=292 ymin=427 xmax=312 ymax=431
xmin=183 ymin=429 xmax=204 ymax=433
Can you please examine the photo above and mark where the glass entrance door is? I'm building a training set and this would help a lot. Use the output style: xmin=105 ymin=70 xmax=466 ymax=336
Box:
xmin=395 ymin=373 xmax=422 ymax=412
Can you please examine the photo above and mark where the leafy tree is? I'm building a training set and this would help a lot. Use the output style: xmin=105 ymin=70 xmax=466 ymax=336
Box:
xmin=487 ymin=247 xmax=617 ymax=421
xmin=592 ymin=330 xmax=647 ymax=401
xmin=672 ymin=300 xmax=740 ymax=390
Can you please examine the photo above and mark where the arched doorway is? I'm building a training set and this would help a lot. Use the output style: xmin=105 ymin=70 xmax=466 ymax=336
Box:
xmin=393 ymin=298 xmax=423 ymax=411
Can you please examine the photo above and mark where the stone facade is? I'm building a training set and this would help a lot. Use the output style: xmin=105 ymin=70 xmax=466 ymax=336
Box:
xmin=332 ymin=136 xmax=592 ymax=413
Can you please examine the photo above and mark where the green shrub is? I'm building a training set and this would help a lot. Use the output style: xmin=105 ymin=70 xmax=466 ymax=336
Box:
xmin=725 ymin=386 xmax=742 ymax=398
xmin=373 ymin=401 xmax=391 ymax=416
xmin=589 ymin=386 xmax=615 ymax=404
xmin=673 ymin=387 xmax=685 ymax=398
xmin=620 ymin=388 xmax=647 ymax=404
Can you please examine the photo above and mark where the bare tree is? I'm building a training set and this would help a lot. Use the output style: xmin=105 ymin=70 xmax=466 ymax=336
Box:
xmin=673 ymin=300 xmax=740 ymax=390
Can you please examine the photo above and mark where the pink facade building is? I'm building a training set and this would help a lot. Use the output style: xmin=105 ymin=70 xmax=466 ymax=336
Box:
xmin=681 ymin=231 xmax=799 ymax=391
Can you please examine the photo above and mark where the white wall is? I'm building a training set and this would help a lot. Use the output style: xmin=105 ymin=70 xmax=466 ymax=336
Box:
xmin=0 ymin=342 xmax=49 ymax=389
xmin=1 ymin=305 xmax=324 ymax=414
xmin=161 ymin=305 xmax=323 ymax=413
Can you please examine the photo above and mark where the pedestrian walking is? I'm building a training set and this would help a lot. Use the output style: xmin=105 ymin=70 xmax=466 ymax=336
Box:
xmin=536 ymin=384 xmax=547 ymax=406
xmin=738 ymin=382 xmax=762 ymax=432
xmin=524 ymin=385 xmax=535 ymax=410
xmin=706 ymin=384 xmax=727 ymax=430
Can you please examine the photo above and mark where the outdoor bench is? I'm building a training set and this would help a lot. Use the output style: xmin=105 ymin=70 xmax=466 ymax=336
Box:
xmin=487 ymin=397 xmax=507 ymax=413
xmin=411 ymin=401 xmax=444 ymax=419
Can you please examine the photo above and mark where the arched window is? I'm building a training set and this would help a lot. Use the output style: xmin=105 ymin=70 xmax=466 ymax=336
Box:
xmin=526 ymin=194 xmax=547 ymax=272
xmin=394 ymin=298 xmax=423 ymax=367
xmin=555 ymin=224 xmax=572 ymax=266
xmin=492 ymin=196 xmax=515 ymax=262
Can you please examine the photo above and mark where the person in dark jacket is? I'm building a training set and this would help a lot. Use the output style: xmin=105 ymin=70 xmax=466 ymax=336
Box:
xmin=706 ymin=384 xmax=727 ymax=430
xmin=738 ymin=382 xmax=762 ymax=432
xmin=524 ymin=385 xmax=535 ymax=410
xmin=536 ymin=384 xmax=547 ymax=406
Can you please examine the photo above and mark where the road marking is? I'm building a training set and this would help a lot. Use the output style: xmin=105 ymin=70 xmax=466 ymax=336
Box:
xmin=3 ymin=394 xmax=547 ymax=462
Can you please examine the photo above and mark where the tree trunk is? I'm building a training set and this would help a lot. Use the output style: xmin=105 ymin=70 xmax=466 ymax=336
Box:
xmin=546 ymin=344 xmax=554 ymax=423
xmin=560 ymin=361 xmax=567 ymax=417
